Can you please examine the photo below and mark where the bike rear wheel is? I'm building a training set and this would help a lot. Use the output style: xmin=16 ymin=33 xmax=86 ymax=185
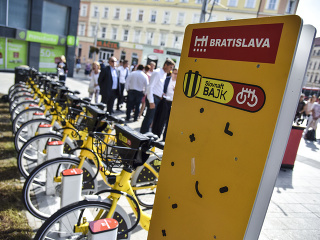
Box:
xmin=131 ymin=154 xmax=162 ymax=208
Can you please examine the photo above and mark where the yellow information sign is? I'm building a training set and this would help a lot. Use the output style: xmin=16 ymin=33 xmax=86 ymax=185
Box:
xmin=148 ymin=16 xmax=303 ymax=239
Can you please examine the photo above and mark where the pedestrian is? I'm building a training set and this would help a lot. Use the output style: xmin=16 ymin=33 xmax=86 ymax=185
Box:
xmin=57 ymin=55 xmax=68 ymax=83
xmin=149 ymin=61 xmax=156 ymax=72
xmin=138 ymin=64 xmax=151 ymax=118
xmin=125 ymin=64 xmax=148 ymax=122
xmin=84 ymin=62 xmax=92 ymax=79
xmin=88 ymin=61 xmax=101 ymax=103
xmin=294 ymin=93 xmax=306 ymax=124
xmin=304 ymin=96 xmax=320 ymax=140
xmin=117 ymin=59 xmax=129 ymax=110
xmin=75 ymin=57 xmax=81 ymax=73
xmin=152 ymin=68 xmax=178 ymax=140
xmin=98 ymin=56 xmax=120 ymax=114
xmin=140 ymin=59 xmax=175 ymax=133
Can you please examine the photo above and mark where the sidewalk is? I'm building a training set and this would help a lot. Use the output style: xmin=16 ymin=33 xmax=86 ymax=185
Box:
xmin=1 ymin=71 xmax=320 ymax=239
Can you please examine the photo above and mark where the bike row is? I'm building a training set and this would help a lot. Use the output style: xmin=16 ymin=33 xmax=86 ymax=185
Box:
xmin=8 ymin=68 xmax=164 ymax=239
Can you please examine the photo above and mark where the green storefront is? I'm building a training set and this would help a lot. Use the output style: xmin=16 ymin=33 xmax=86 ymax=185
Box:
xmin=0 ymin=30 xmax=76 ymax=73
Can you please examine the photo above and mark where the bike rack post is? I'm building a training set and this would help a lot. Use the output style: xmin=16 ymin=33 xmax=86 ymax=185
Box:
xmin=45 ymin=141 xmax=65 ymax=195
xmin=88 ymin=218 xmax=118 ymax=240
xmin=59 ymin=168 xmax=83 ymax=237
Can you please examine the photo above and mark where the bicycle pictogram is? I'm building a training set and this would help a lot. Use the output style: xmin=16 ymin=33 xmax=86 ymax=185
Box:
xmin=236 ymin=88 xmax=258 ymax=108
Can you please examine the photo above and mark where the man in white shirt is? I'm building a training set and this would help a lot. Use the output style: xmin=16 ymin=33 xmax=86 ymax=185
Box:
xmin=140 ymin=59 xmax=175 ymax=133
xmin=125 ymin=64 xmax=148 ymax=122
xmin=117 ymin=60 xmax=129 ymax=110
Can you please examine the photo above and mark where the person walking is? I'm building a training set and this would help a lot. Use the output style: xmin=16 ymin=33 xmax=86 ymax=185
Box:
xmin=98 ymin=56 xmax=120 ymax=114
xmin=140 ymin=59 xmax=175 ymax=133
xmin=125 ymin=64 xmax=148 ymax=122
xmin=88 ymin=61 xmax=100 ymax=103
xmin=117 ymin=60 xmax=129 ymax=110
xmin=75 ymin=57 xmax=81 ymax=73
xmin=57 ymin=55 xmax=68 ymax=83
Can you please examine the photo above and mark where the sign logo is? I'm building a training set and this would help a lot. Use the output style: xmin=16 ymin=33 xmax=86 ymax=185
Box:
xmin=183 ymin=71 xmax=265 ymax=112
xmin=183 ymin=70 xmax=202 ymax=98
xmin=188 ymin=23 xmax=283 ymax=63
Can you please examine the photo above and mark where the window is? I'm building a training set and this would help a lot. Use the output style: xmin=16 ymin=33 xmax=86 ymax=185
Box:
xmin=78 ymin=23 xmax=86 ymax=36
xmin=90 ymin=25 xmax=97 ymax=37
xmin=195 ymin=0 xmax=202 ymax=4
xmin=150 ymin=10 xmax=157 ymax=23
xmin=308 ymin=62 xmax=312 ymax=69
xmin=126 ymin=9 xmax=132 ymax=20
xmin=123 ymin=29 xmax=129 ymax=41
xmin=318 ymin=50 xmax=320 ymax=56
xmin=103 ymin=7 xmax=109 ymax=18
xmin=112 ymin=28 xmax=117 ymax=40
xmin=80 ymin=4 xmax=87 ymax=17
xmin=8 ymin=0 xmax=30 ymax=29
xmin=42 ymin=1 xmax=69 ymax=35
xmin=114 ymin=8 xmax=120 ymax=19
xmin=245 ymin=0 xmax=256 ymax=8
xmin=286 ymin=0 xmax=296 ymax=14
xmin=177 ymin=12 xmax=185 ymax=26
xmin=180 ymin=0 xmax=189 ymax=2
xmin=93 ymin=6 xmax=99 ymax=17
xmin=137 ymin=10 xmax=144 ymax=21
xmin=160 ymin=33 xmax=167 ymax=46
xmin=228 ymin=0 xmax=238 ymax=7
xmin=173 ymin=35 xmax=182 ymax=48
xmin=266 ymin=0 xmax=277 ymax=10
xmin=134 ymin=30 xmax=141 ymax=43
xmin=147 ymin=32 xmax=154 ymax=45
xmin=163 ymin=11 xmax=170 ymax=24
xmin=101 ymin=27 xmax=107 ymax=38
xmin=192 ymin=14 xmax=200 ymax=23
xmin=314 ymin=62 xmax=318 ymax=70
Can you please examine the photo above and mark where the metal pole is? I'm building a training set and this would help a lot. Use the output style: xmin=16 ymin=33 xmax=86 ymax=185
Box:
xmin=200 ymin=0 xmax=208 ymax=23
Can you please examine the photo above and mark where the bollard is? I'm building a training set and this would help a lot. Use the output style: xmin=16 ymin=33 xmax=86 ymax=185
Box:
xmin=59 ymin=168 xmax=83 ymax=237
xmin=45 ymin=141 xmax=65 ymax=195
xmin=88 ymin=218 xmax=118 ymax=240
xmin=46 ymin=141 xmax=64 ymax=160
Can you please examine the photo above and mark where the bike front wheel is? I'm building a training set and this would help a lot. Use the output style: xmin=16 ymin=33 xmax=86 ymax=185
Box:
xmin=23 ymin=158 xmax=97 ymax=220
xmin=34 ymin=199 xmax=131 ymax=240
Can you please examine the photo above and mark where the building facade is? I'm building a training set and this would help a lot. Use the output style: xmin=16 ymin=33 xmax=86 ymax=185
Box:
xmin=0 ymin=0 xmax=80 ymax=76
xmin=76 ymin=0 xmax=299 ymax=68
xmin=305 ymin=37 xmax=320 ymax=89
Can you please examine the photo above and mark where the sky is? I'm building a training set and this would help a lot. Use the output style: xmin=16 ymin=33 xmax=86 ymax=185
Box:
xmin=296 ymin=0 xmax=320 ymax=37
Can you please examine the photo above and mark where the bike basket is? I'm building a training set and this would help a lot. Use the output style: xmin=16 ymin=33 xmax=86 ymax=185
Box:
xmin=93 ymin=132 xmax=138 ymax=169
xmin=86 ymin=105 xmax=108 ymax=132
xmin=114 ymin=124 xmax=150 ymax=166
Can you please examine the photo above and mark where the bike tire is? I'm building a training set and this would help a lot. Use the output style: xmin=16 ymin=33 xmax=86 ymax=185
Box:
xmin=131 ymin=154 xmax=162 ymax=208
xmin=17 ymin=133 xmax=74 ymax=178
xmin=12 ymin=108 xmax=45 ymax=133
xmin=23 ymin=158 xmax=97 ymax=220
xmin=34 ymin=199 xmax=131 ymax=240
xmin=9 ymin=94 xmax=35 ymax=113
xmin=10 ymin=100 xmax=38 ymax=118
xmin=14 ymin=118 xmax=53 ymax=152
